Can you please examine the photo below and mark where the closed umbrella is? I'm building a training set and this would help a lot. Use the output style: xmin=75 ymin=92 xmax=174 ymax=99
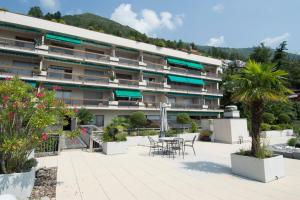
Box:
xmin=160 ymin=102 xmax=169 ymax=137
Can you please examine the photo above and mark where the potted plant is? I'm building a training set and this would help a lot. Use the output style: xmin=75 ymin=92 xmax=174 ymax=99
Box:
xmin=229 ymin=60 xmax=292 ymax=182
xmin=199 ymin=130 xmax=212 ymax=141
xmin=102 ymin=117 xmax=128 ymax=155
xmin=0 ymin=77 xmax=75 ymax=199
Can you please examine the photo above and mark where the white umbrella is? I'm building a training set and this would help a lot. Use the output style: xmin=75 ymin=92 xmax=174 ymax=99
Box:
xmin=160 ymin=102 xmax=169 ymax=137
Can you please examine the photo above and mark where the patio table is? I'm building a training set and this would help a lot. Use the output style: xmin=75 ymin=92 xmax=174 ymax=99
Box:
xmin=159 ymin=137 xmax=184 ymax=158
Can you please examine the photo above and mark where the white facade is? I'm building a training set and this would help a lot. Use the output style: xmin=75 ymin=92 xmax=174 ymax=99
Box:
xmin=0 ymin=10 xmax=223 ymax=127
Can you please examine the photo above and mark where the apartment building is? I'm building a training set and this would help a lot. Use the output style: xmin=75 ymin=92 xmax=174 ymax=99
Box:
xmin=0 ymin=11 xmax=223 ymax=127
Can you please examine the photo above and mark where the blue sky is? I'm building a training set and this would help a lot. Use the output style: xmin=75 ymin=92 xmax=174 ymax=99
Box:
xmin=2 ymin=0 xmax=300 ymax=54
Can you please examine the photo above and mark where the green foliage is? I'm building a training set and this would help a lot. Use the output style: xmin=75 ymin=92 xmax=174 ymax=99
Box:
xmin=130 ymin=129 xmax=158 ymax=136
xmin=0 ymin=77 xmax=74 ymax=174
xmin=22 ymin=158 xmax=38 ymax=172
xmin=238 ymin=143 xmax=273 ymax=159
xmin=129 ymin=111 xmax=147 ymax=128
xmin=200 ymin=130 xmax=213 ymax=137
xmin=272 ymin=41 xmax=288 ymax=68
xmin=103 ymin=117 xmax=128 ymax=142
xmin=77 ymin=108 xmax=93 ymax=125
xmin=0 ymin=8 xmax=8 ymax=11
xmin=176 ymin=113 xmax=191 ymax=126
xmin=250 ymin=43 xmax=272 ymax=63
xmin=28 ymin=6 xmax=43 ymax=18
xmin=278 ymin=113 xmax=291 ymax=124
xmin=262 ymin=112 xmax=275 ymax=124
xmin=260 ymin=123 xmax=271 ymax=131
xmin=190 ymin=121 xmax=198 ymax=133
xmin=287 ymin=138 xmax=297 ymax=147
xmin=165 ymin=129 xmax=180 ymax=137
xmin=270 ymin=125 xmax=281 ymax=130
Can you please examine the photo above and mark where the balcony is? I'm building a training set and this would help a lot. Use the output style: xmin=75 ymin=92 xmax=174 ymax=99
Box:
xmin=0 ymin=66 xmax=38 ymax=78
xmin=170 ymin=103 xmax=219 ymax=110
xmin=146 ymin=81 xmax=165 ymax=89
xmin=58 ymin=98 xmax=109 ymax=107
xmin=0 ymin=36 xmax=35 ymax=51
xmin=47 ymin=70 xmax=110 ymax=84
xmin=117 ymin=78 xmax=139 ymax=87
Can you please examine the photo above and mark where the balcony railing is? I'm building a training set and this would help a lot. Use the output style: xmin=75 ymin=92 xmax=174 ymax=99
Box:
xmin=170 ymin=103 xmax=219 ymax=110
xmin=144 ymin=102 xmax=160 ymax=108
xmin=118 ymin=57 xmax=140 ymax=66
xmin=117 ymin=78 xmax=139 ymax=87
xmin=143 ymin=60 xmax=165 ymax=71
xmin=146 ymin=81 xmax=164 ymax=88
xmin=0 ymin=66 xmax=38 ymax=78
xmin=0 ymin=36 xmax=35 ymax=51
xmin=118 ymin=100 xmax=140 ymax=107
xmin=59 ymin=98 xmax=109 ymax=107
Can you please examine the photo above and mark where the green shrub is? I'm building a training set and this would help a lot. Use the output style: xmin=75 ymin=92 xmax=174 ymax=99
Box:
xmin=200 ymin=130 xmax=213 ymax=137
xmin=262 ymin=112 xmax=275 ymax=124
xmin=270 ymin=125 xmax=281 ymax=130
xmin=103 ymin=117 xmax=128 ymax=142
xmin=260 ymin=123 xmax=271 ymax=131
xmin=287 ymin=138 xmax=297 ymax=147
xmin=77 ymin=108 xmax=93 ymax=125
xmin=278 ymin=123 xmax=292 ymax=130
xmin=278 ymin=113 xmax=291 ymax=124
xmin=176 ymin=113 xmax=191 ymax=128
xmin=165 ymin=129 xmax=180 ymax=137
xmin=190 ymin=121 xmax=198 ymax=133
xmin=256 ymin=144 xmax=273 ymax=159
xmin=130 ymin=111 xmax=147 ymax=128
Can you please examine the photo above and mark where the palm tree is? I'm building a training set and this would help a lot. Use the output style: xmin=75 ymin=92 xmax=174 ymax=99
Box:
xmin=231 ymin=60 xmax=292 ymax=156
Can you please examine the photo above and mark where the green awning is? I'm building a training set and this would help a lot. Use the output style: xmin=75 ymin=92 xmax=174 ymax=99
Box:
xmin=167 ymin=58 xmax=204 ymax=70
xmin=25 ymin=81 xmax=37 ymax=88
xmin=43 ymin=83 xmax=108 ymax=91
xmin=115 ymin=90 xmax=142 ymax=98
xmin=45 ymin=33 xmax=81 ymax=44
xmin=204 ymin=95 xmax=220 ymax=100
xmin=167 ymin=75 xmax=205 ymax=85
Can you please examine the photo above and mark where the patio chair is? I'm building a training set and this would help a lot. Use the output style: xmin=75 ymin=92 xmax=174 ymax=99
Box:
xmin=183 ymin=135 xmax=197 ymax=156
xmin=169 ymin=138 xmax=184 ymax=159
xmin=148 ymin=136 xmax=163 ymax=156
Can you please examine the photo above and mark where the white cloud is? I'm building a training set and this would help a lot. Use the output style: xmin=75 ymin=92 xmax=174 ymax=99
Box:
xmin=39 ymin=0 xmax=60 ymax=11
xmin=206 ymin=36 xmax=225 ymax=47
xmin=212 ymin=4 xmax=224 ymax=13
xmin=66 ymin=9 xmax=83 ymax=15
xmin=111 ymin=3 xmax=184 ymax=35
xmin=261 ymin=33 xmax=290 ymax=46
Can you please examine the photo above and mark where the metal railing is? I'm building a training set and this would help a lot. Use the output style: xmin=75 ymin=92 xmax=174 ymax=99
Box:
xmin=118 ymin=56 xmax=140 ymax=66
xmin=0 ymin=36 xmax=35 ymax=51
xmin=118 ymin=100 xmax=140 ymax=107
xmin=144 ymin=101 xmax=160 ymax=108
xmin=59 ymin=98 xmax=109 ymax=107
xmin=79 ymin=125 xmax=103 ymax=152
xmin=0 ymin=66 xmax=38 ymax=78
xmin=146 ymin=81 xmax=164 ymax=88
xmin=35 ymin=134 xmax=61 ymax=157
xmin=47 ymin=70 xmax=110 ymax=84
xmin=118 ymin=78 xmax=140 ymax=86
xmin=170 ymin=103 xmax=219 ymax=110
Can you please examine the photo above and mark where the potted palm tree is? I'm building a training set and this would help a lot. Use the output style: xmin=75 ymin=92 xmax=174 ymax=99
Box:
xmin=230 ymin=60 xmax=292 ymax=182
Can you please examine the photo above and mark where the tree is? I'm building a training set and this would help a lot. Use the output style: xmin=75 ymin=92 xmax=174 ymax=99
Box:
xmin=130 ymin=111 xmax=147 ymax=128
xmin=28 ymin=6 xmax=43 ymax=18
xmin=272 ymin=41 xmax=288 ymax=69
xmin=0 ymin=77 xmax=75 ymax=174
xmin=262 ymin=112 xmax=275 ymax=124
xmin=250 ymin=43 xmax=272 ymax=63
xmin=176 ymin=113 xmax=191 ymax=130
xmin=231 ymin=60 xmax=292 ymax=156
xmin=77 ymin=108 xmax=93 ymax=125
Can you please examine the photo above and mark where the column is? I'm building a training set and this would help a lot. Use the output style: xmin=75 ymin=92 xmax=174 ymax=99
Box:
xmin=139 ymin=51 xmax=144 ymax=62
xmin=111 ymin=45 xmax=116 ymax=57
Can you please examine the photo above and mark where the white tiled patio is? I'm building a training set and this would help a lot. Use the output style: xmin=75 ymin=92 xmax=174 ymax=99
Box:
xmin=37 ymin=137 xmax=300 ymax=200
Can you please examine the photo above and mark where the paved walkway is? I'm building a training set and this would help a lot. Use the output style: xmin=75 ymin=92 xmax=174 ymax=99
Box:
xmin=37 ymin=137 xmax=300 ymax=200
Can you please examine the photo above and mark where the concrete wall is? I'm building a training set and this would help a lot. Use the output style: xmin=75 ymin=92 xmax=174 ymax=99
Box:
xmin=213 ymin=118 xmax=250 ymax=144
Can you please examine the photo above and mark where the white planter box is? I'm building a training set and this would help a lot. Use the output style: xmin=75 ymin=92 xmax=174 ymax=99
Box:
xmin=103 ymin=141 xmax=127 ymax=155
xmin=0 ymin=167 xmax=36 ymax=199
xmin=261 ymin=130 xmax=282 ymax=138
xmin=231 ymin=154 xmax=285 ymax=183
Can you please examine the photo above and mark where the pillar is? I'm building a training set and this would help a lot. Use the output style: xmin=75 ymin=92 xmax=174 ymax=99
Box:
xmin=111 ymin=45 xmax=116 ymax=57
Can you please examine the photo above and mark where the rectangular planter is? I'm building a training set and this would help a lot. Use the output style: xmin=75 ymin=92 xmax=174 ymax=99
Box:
xmin=103 ymin=141 xmax=127 ymax=155
xmin=0 ymin=167 xmax=36 ymax=199
xmin=231 ymin=153 xmax=285 ymax=183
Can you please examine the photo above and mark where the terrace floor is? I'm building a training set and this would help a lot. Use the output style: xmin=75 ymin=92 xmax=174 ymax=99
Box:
xmin=37 ymin=137 xmax=300 ymax=200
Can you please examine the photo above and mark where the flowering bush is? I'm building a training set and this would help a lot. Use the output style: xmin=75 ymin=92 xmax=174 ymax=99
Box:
xmin=0 ymin=77 xmax=75 ymax=174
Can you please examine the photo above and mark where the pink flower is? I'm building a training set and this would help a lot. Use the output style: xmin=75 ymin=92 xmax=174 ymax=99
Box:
xmin=8 ymin=112 xmax=14 ymax=120
xmin=37 ymin=104 xmax=45 ymax=109
xmin=52 ymin=85 xmax=62 ymax=90
xmin=73 ymin=106 xmax=78 ymax=113
xmin=36 ymin=92 xmax=45 ymax=98
xmin=5 ymin=77 xmax=12 ymax=81
xmin=81 ymin=128 xmax=87 ymax=136
xmin=2 ymin=95 xmax=9 ymax=103
xmin=41 ymin=133 xmax=48 ymax=141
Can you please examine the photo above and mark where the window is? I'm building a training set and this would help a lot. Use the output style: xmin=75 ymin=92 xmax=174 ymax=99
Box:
xmin=144 ymin=77 xmax=156 ymax=82
xmin=146 ymin=115 xmax=160 ymax=120
xmin=116 ymin=73 xmax=132 ymax=80
xmin=144 ymin=95 xmax=155 ymax=103
xmin=83 ymin=69 xmax=104 ymax=82
xmin=92 ymin=115 xmax=104 ymax=127
xmin=15 ymin=36 xmax=35 ymax=49
xmin=182 ymin=98 xmax=193 ymax=105
xmin=83 ymin=91 xmax=103 ymax=105
xmin=55 ymin=90 xmax=72 ymax=104
xmin=9 ymin=60 xmax=38 ymax=76
xmin=168 ymin=97 xmax=176 ymax=104
xmin=48 ymin=66 xmax=72 ymax=80
xmin=85 ymin=48 xmax=104 ymax=60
